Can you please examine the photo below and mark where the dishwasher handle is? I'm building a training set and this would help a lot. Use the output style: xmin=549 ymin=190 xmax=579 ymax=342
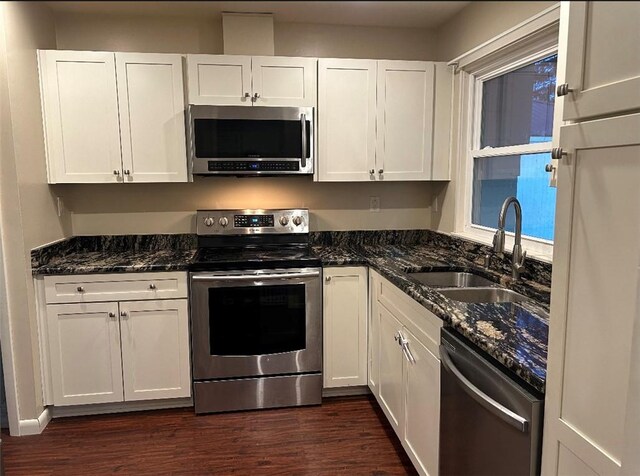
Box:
xmin=440 ymin=344 xmax=529 ymax=433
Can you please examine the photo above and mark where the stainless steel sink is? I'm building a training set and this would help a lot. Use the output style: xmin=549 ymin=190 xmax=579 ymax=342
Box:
xmin=409 ymin=271 xmax=495 ymax=288
xmin=437 ymin=287 xmax=529 ymax=304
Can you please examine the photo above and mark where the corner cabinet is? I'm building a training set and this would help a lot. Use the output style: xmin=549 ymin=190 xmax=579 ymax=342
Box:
xmin=322 ymin=267 xmax=368 ymax=388
xmin=370 ymin=270 xmax=442 ymax=476
xmin=38 ymin=50 xmax=188 ymax=184
xmin=186 ymin=54 xmax=317 ymax=107
xmin=318 ymin=59 xmax=452 ymax=182
xmin=40 ymin=272 xmax=191 ymax=407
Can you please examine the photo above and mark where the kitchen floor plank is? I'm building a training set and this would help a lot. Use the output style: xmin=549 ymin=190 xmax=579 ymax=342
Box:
xmin=2 ymin=395 xmax=416 ymax=475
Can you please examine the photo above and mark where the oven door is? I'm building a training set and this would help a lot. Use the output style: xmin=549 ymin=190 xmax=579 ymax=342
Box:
xmin=190 ymin=268 xmax=322 ymax=380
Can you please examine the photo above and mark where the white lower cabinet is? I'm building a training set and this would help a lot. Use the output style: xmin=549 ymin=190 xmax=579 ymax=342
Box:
xmin=42 ymin=272 xmax=191 ymax=407
xmin=323 ymin=267 xmax=368 ymax=388
xmin=119 ymin=299 xmax=191 ymax=401
xmin=47 ymin=302 xmax=124 ymax=406
xmin=369 ymin=270 xmax=442 ymax=476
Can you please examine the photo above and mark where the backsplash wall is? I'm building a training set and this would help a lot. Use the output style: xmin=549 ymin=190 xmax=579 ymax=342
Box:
xmin=56 ymin=176 xmax=435 ymax=235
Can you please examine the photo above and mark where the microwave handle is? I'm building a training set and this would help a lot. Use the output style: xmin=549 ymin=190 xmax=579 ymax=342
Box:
xmin=301 ymin=113 xmax=307 ymax=169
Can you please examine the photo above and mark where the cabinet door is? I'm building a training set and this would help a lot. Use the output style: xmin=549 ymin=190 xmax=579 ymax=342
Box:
xmin=116 ymin=53 xmax=188 ymax=183
xmin=323 ymin=267 xmax=367 ymax=388
xmin=119 ymin=299 xmax=191 ymax=401
xmin=47 ymin=302 xmax=123 ymax=406
xmin=376 ymin=61 xmax=435 ymax=181
xmin=318 ymin=59 xmax=377 ymax=181
xmin=542 ymin=114 xmax=640 ymax=475
xmin=38 ymin=50 xmax=122 ymax=183
xmin=186 ymin=54 xmax=252 ymax=106
xmin=402 ymin=328 xmax=440 ymax=476
xmin=562 ymin=2 xmax=640 ymax=121
xmin=251 ymin=56 xmax=317 ymax=107
xmin=377 ymin=303 xmax=404 ymax=434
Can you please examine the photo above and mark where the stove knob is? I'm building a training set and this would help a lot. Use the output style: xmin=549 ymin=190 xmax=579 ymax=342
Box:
xmin=204 ymin=217 xmax=214 ymax=227
xmin=219 ymin=217 xmax=229 ymax=227
xmin=279 ymin=216 xmax=289 ymax=226
xmin=292 ymin=216 xmax=303 ymax=226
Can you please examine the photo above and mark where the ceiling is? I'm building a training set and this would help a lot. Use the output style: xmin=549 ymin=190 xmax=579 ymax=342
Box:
xmin=44 ymin=1 xmax=471 ymax=29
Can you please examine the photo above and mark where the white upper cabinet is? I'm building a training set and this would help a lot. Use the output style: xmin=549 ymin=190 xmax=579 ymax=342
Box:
xmin=187 ymin=54 xmax=317 ymax=107
xmin=38 ymin=50 xmax=123 ymax=183
xmin=38 ymin=50 xmax=189 ymax=184
xmin=252 ymin=56 xmax=317 ymax=107
xmin=116 ymin=53 xmax=188 ymax=183
xmin=186 ymin=54 xmax=252 ymax=106
xmin=317 ymin=58 xmax=377 ymax=182
xmin=376 ymin=61 xmax=435 ymax=181
xmin=562 ymin=2 xmax=640 ymax=121
xmin=318 ymin=58 xmax=452 ymax=182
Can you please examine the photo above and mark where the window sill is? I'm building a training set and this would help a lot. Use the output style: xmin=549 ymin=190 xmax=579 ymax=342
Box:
xmin=452 ymin=231 xmax=553 ymax=264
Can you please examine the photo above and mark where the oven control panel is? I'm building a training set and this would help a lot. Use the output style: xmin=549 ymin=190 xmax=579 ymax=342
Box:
xmin=197 ymin=209 xmax=309 ymax=235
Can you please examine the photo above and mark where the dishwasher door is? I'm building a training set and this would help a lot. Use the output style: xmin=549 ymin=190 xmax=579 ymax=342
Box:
xmin=439 ymin=328 xmax=544 ymax=476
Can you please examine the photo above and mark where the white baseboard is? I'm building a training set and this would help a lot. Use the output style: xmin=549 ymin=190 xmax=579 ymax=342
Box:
xmin=18 ymin=407 xmax=51 ymax=436
xmin=51 ymin=397 xmax=193 ymax=418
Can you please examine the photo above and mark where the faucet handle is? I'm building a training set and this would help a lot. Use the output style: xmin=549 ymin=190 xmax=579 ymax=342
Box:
xmin=514 ymin=250 xmax=527 ymax=272
xmin=492 ymin=229 xmax=505 ymax=254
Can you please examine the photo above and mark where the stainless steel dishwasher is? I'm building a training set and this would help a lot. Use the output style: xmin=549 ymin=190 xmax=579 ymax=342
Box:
xmin=439 ymin=328 xmax=544 ymax=476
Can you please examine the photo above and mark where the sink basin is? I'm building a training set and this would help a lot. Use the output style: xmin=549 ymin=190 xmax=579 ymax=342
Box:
xmin=438 ymin=287 xmax=529 ymax=304
xmin=409 ymin=271 xmax=495 ymax=288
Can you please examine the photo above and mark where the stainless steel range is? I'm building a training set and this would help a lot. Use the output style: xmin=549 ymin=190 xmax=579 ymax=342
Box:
xmin=189 ymin=209 xmax=322 ymax=414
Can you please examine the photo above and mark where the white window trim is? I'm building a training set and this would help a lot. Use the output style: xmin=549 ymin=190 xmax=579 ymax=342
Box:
xmin=451 ymin=6 xmax=560 ymax=264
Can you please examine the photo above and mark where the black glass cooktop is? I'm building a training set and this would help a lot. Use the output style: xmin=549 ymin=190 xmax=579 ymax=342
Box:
xmin=190 ymin=245 xmax=321 ymax=271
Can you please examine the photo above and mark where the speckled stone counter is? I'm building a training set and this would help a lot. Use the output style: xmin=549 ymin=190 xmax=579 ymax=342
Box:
xmin=312 ymin=230 xmax=551 ymax=394
xmin=32 ymin=229 xmax=551 ymax=393
xmin=31 ymin=234 xmax=197 ymax=275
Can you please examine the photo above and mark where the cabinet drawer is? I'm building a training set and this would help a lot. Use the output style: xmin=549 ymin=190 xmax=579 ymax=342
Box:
xmin=44 ymin=272 xmax=188 ymax=304
xmin=374 ymin=271 xmax=442 ymax=358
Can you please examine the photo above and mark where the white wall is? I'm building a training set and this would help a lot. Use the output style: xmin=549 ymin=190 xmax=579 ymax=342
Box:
xmin=0 ymin=1 xmax=71 ymax=429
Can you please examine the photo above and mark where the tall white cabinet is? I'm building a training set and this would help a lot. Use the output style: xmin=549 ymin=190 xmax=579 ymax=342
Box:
xmin=38 ymin=50 xmax=188 ymax=183
xmin=318 ymin=58 xmax=452 ymax=182
xmin=542 ymin=3 xmax=640 ymax=475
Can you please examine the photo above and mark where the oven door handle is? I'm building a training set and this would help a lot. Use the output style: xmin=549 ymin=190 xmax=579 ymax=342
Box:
xmin=192 ymin=271 xmax=320 ymax=282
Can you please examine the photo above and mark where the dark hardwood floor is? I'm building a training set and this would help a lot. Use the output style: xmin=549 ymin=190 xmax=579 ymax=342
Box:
xmin=2 ymin=396 xmax=416 ymax=475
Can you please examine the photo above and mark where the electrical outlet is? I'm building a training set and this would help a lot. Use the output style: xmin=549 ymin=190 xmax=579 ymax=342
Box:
xmin=369 ymin=196 xmax=380 ymax=212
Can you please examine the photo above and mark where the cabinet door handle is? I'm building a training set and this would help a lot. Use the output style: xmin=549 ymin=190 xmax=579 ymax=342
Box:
xmin=149 ymin=283 xmax=157 ymax=290
xmin=113 ymin=170 xmax=120 ymax=176
xmin=556 ymin=83 xmax=572 ymax=97
xmin=401 ymin=341 xmax=416 ymax=364
xmin=120 ymin=311 xmax=128 ymax=318
xmin=108 ymin=312 xmax=116 ymax=319
xmin=252 ymin=92 xmax=260 ymax=102
xmin=378 ymin=169 xmax=384 ymax=174
xmin=325 ymin=276 xmax=331 ymax=282
xmin=76 ymin=286 xmax=85 ymax=293
xmin=551 ymin=147 xmax=567 ymax=160
xmin=124 ymin=169 xmax=131 ymax=175
xmin=369 ymin=169 xmax=375 ymax=174
xmin=243 ymin=92 xmax=251 ymax=98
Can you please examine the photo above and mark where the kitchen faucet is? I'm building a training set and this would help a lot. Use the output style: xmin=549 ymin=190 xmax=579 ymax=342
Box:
xmin=492 ymin=196 xmax=527 ymax=280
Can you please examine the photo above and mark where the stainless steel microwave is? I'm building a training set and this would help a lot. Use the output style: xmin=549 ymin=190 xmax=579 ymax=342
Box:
xmin=187 ymin=105 xmax=314 ymax=176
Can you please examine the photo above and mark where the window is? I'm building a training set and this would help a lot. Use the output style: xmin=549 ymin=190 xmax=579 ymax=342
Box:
xmin=462 ymin=52 xmax=558 ymax=256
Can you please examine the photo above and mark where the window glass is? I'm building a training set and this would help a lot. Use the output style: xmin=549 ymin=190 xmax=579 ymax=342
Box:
xmin=480 ymin=54 xmax=557 ymax=149
xmin=472 ymin=153 xmax=556 ymax=241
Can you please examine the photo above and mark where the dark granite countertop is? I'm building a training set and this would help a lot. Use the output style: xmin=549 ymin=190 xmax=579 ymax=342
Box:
xmin=32 ymin=230 xmax=550 ymax=393
xmin=314 ymin=242 xmax=549 ymax=394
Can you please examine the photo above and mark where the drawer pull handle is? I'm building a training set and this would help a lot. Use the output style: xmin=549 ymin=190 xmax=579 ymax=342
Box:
xmin=149 ymin=283 xmax=157 ymax=290
xmin=77 ymin=286 xmax=85 ymax=293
